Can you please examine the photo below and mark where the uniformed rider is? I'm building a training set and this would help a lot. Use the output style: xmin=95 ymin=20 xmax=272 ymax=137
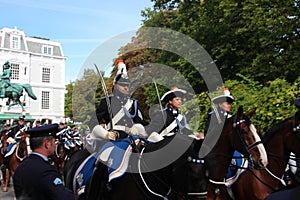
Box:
xmin=87 ymin=60 xmax=147 ymax=151
xmin=204 ymin=88 xmax=236 ymax=136
xmin=146 ymin=86 xmax=195 ymax=142
xmin=2 ymin=115 xmax=27 ymax=168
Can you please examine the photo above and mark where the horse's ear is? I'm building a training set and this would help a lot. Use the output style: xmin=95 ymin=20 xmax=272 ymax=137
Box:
xmin=295 ymin=110 xmax=300 ymax=121
xmin=237 ymin=106 xmax=243 ymax=119
xmin=247 ymin=108 xmax=256 ymax=119
xmin=237 ymin=106 xmax=243 ymax=114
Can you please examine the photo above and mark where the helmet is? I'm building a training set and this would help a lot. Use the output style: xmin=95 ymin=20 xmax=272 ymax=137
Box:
xmin=113 ymin=60 xmax=130 ymax=86
xmin=211 ymin=88 xmax=236 ymax=104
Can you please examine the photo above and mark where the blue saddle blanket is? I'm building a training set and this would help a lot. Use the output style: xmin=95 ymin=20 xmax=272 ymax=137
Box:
xmin=97 ymin=136 xmax=141 ymax=182
xmin=74 ymin=153 xmax=97 ymax=193
xmin=225 ymin=151 xmax=248 ymax=185
xmin=74 ymin=136 xmax=141 ymax=193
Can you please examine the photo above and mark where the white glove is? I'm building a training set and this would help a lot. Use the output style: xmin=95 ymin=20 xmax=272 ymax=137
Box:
xmin=147 ymin=132 xmax=164 ymax=142
xmin=91 ymin=125 xmax=119 ymax=141
xmin=7 ymin=137 xmax=16 ymax=144
xmin=106 ymin=131 xmax=120 ymax=141
xmin=128 ymin=124 xmax=147 ymax=137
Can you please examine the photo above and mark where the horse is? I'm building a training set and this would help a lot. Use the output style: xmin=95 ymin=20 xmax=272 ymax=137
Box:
xmin=63 ymin=134 xmax=207 ymax=200
xmin=231 ymin=110 xmax=300 ymax=200
xmin=2 ymin=82 xmax=37 ymax=110
xmin=204 ymin=106 xmax=268 ymax=200
xmin=50 ymin=138 xmax=68 ymax=175
xmin=1 ymin=130 xmax=30 ymax=192
xmin=64 ymin=106 xmax=266 ymax=200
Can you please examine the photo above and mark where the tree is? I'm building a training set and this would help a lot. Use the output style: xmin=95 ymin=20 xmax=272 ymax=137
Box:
xmin=71 ymin=69 xmax=102 ymax=126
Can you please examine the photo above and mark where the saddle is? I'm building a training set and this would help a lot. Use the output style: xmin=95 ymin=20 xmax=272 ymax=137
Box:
xmin=74 ymin=136 xmax=145 ymax=195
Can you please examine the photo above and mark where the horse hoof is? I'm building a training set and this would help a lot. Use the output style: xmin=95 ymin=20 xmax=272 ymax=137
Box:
xmin=2 ymin=186 xmax=8 ymax=192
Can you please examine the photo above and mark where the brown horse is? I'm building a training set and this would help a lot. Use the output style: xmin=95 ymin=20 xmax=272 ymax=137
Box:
xmin=50 ymin=138 xmax=68 ymax=175
xmin=1 ymin=130 xmax=30 ymax=192
xmin=204 ymin=106 xmax=268 ymax=200
xmin=231 ymin=110 xmax=300 ymax=200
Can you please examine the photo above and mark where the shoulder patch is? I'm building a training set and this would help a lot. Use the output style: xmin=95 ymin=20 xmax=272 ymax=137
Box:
xmin=53 ymin=178 xmax=63 ymax=185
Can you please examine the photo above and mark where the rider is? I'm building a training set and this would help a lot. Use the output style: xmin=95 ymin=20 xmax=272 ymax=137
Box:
xmin=87 ymin=60 xmax=147 ymax=151
xmin=2 ymin=115 xmax=27 ymax=169
xmin=0 ymin=61 xmax=12 ymax=98
xmin=0 ymin=123 xmax=11 ymax=137
xmin=204 ymin=88 xmax=236 ymax=136
xmin=146 ymin=86 xmax=195 ymax=142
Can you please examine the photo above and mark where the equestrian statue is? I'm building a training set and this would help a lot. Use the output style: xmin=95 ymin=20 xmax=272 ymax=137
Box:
xmin=0 ymin=61 xmax=37 ymax=110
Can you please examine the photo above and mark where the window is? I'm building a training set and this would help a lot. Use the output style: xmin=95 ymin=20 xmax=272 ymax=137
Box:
xmin=42 ymin=45 xmax=53 ymax=55
xmin=11 ymin=35 xmax=20 ymax=49
xmin=42 ymin=67 xmax=51 ymax=83
xmin=41 ymin=91 xmax=50 ymax=109
xmin=11 ymin=63 xmax=20 ymax=80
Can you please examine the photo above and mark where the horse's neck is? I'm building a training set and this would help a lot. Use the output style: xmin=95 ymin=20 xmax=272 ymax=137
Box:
xmin=264 ymin=136 xmax=289 ymax=176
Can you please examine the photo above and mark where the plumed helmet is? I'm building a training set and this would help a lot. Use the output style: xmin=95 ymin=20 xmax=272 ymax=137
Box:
xmin=113 ymin=60 xmax=130 ymax=85
xmin=211 ymin=88 xmax=236 ymax=104
xmin=161 ymin=86 xmax=187 ymax=102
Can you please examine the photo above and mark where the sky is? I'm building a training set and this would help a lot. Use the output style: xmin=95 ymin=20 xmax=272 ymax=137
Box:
xmin=1 ymin=0 xmax=153 ymax=84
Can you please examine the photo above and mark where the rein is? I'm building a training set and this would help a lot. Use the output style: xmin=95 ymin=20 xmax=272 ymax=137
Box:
xmin=137 ymin=147 xmax=171 ymax=200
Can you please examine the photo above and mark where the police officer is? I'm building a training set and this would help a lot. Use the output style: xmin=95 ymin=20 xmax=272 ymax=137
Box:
xmin=13 ymin=123 xmax=75 ymax=200
xmin=204 ymin=88 xmax=236 ymax=136
xmin=146 ymin=86 xmax=194 ymax=142
xmin=91 ymin=60 xmax=146 ymax=141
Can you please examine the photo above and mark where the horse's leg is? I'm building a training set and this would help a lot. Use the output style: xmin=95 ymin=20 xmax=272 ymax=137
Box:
xmin=2 ymin=168 xmax=9 ymax=192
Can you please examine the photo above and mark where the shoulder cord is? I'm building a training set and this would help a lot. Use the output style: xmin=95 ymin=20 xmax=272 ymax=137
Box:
xmin=138 ymin=147 xmax=171 ymax=200
xmin=107 ymin=99 xmax=134 ymax=129
xmin=176 ymin=114 xmax=188 ymax=131
xmin=160 ymin=114 xmax=184 ymax=137
xmin=124 ymin=99 xmax=138 ymax=119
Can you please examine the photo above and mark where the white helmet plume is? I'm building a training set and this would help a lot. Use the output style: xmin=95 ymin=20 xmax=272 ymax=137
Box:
xmin=116 ymin=59 xmax=128 ymax=79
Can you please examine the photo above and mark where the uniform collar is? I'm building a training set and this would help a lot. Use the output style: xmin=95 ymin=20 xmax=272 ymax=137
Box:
xmin=31 ymin=152 xmax=49 ymax=162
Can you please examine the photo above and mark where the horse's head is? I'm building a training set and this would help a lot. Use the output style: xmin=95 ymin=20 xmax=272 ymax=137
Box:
xmin=231 ymin=106 xmax=268 ymax=169
xmin=19 ymin=130 xmax=31 ymax=156
xmin=288 ymin=110 xmax=300 ymax=155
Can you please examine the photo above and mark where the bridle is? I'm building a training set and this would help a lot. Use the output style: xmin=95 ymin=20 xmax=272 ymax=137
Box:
xmin=232 ymin=116 xmax=264 ymax=169
xmin=208 ymin=115 xmax=264 ymax=197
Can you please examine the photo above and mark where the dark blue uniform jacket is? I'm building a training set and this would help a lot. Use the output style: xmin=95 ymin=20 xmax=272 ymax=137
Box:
xmin=13 ymin=154 xmax=75 ymax=200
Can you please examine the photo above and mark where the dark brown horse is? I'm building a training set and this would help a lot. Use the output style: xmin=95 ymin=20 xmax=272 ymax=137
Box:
xmin=50 ymin=138 xmax=68 ymax=175
xmin=86 ymin=135 xmax=207 ymax=200
xmin=1 ymin=130 xmax=30 ymax=192
xmin=204 ymin=106 xmax=268 ymax=200
xmin=231 ymin=110 xmax=300 ymax=200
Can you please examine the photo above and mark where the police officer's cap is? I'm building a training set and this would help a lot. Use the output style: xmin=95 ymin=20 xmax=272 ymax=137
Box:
xmin=26 ymin=123 xmax=59 ymax=138
xmin=161 ymin=87 xmax=186 ymax=102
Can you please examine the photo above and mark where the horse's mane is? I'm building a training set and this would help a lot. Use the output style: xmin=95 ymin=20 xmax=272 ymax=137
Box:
xmin=263 ymin=117 xmax=292 ymax=141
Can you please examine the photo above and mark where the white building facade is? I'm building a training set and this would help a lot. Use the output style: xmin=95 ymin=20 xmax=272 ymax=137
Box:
xmin=0 ymin=26 xmax=66 ymax=124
